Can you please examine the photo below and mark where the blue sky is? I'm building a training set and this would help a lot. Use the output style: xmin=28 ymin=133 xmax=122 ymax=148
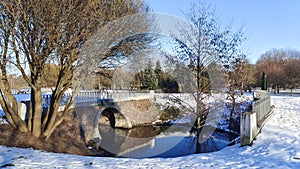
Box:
xmin=147 ymin=0 xmax=300 ymax=63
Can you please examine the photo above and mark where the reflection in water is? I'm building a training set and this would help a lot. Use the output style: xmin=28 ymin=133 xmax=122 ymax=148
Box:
xmin=99 ymin=125 xmax=130 ymax=155
xmin=98 ymin=124 xmax=237 ymax=158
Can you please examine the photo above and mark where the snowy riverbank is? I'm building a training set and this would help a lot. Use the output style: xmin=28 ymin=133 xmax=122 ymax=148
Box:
xmin=1 ymin=95 xmax=300 ymax=168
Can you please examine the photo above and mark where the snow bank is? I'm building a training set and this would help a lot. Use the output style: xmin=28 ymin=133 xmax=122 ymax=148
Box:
xmin=1 ymin=95 xmax=300 ymax=168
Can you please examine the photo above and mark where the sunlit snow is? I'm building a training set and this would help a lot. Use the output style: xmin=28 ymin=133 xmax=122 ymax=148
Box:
xmin=1 ymin=95 xmax=300 ymax=168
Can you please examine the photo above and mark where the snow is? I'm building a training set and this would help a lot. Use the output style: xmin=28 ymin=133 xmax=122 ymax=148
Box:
xmin=157 ymin=92 xmax=253 ymax=128
xmin=1 ymin=95 xmax=300 ymax=168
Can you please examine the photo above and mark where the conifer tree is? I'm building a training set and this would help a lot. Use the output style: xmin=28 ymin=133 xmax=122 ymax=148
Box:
xmin=155 ymin=60 xmax=163 ymax=88
xmin=142 ymin=60 xmax=158 ymax=90
xmin=261 ymin=72 xmax=267 ymax=90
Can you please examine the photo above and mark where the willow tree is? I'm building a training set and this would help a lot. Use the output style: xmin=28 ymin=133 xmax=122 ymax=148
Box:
xmin=0 ymin=0 xmax=152 ymax=139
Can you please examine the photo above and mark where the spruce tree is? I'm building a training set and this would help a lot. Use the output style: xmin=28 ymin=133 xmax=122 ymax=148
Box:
xmin=142 ymin=60 xmax=158 ymax=90
xmin=155 ymin=60 xmax=163 ymax=88
xmin=261 ymin=72 xmax=267 ymax=90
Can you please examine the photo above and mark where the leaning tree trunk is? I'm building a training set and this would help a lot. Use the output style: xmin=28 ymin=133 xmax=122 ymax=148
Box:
xmin=41 ymin=71 xmax=74 ymax=139
xmin=0 ymin=70 xmax=28 ymax=132
xmin=0 ymin=92 xmax=28 ymax=132
xmin=41 ymin=93 xmax=64 ymax=139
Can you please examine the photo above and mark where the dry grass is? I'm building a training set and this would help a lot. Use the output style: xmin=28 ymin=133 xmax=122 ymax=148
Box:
xmin=0 ymin=110 xmax=105 ymax=156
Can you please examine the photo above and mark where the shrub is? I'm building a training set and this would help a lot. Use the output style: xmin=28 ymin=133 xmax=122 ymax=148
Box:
xmin=159 ymin=106 xmax=181 ymax=121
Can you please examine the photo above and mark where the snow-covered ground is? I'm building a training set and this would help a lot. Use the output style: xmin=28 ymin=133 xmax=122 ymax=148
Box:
xmin=1 ymin=95 xmax=300 ymax=168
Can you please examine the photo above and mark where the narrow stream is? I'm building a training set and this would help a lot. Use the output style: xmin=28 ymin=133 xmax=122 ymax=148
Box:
xmin=98 ymin=124 xmax=237 ymax=158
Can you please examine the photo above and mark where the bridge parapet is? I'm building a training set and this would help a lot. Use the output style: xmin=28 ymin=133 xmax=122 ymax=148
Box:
xmin=110 ymin=92 xmax=151 ymax=102
xmin=240 ymin=90 xmax=273 ymax=146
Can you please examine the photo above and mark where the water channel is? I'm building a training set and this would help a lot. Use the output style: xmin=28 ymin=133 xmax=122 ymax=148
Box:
xmin=98 ymin=124 xmax=238 ymax=158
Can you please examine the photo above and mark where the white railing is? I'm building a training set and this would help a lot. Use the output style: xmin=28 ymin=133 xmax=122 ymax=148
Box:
xmin=253 ymin=94 xmax=271 ymax=124
xmin=240 ymin=90 xmax=272 ymax=146
xmin=110 ymin=91 xmax=151 ymax=102
xmin=41 ymin=90 xmax=152 ymax=107
xmin=42 ymin=90 xmax=110 ymax=107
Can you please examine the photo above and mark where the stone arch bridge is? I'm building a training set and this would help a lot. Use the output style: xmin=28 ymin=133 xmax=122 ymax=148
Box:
xmin=74 ymin=91 xmax=160 ymax=145
xmin=16 ymin=91 xmax=161 ymax=145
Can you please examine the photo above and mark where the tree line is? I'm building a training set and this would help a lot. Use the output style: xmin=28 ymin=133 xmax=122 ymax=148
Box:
xmin=255 ymin=48 xmax=300 ymax=94
xmin=15 ymin=48 xmax=300 ymax=97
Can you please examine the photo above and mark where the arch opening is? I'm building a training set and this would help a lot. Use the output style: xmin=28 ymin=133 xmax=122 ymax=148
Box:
xmin=98 ymin=108 xmax=117 ymax=128
xmin=97 ymin=107 xmax=132 ymax=129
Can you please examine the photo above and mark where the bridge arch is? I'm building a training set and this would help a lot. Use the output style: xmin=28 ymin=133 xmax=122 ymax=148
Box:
xmin=95 ymin=106 xmax=132 ymax=129
xmin=97 ymin=107 xmax=117 ymax=127
xmin=92 ymin=105 xmax=132 ymax=145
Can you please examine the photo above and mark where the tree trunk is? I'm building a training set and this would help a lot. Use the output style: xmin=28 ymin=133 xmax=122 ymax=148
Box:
xmin=195 ymin=116 xmax=201 ymax=153
xmin=42 ymin=84 xmax=73 ymax=139
xmin=0 ymin=97 xmax=28 ymax=132
xmin=196 ymin=130 xmax=201 ymax=153
xmin=241 ymin=81 xmax=244 ymax=95
xmin=0 ymin=75 xmax=28 ymax=132
xmin=42 ymin=97 xmax=61 ymax=138
xmin=230 ymin=93 xmax=236 ymax=120
xmin=31 ymin=87 xmax=43 ymax=138
xmin=28 ymin=101 xmax=33 ymax=132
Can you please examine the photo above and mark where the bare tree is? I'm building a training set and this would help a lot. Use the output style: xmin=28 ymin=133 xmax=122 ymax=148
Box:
xmin=0 ymin=0 xmax=153 ymax=139
xmin=285 ymin=58 xmax=300 ymax=95
xmin=223 ymin=54 xmax=254 ymax=129
xmin=255 ymin=48 xmax=300 ymax=94
xmin=231 ymin=56 xmax=255 ymax=94
xmin=162 ymin=1 xmax=245 ymax=153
